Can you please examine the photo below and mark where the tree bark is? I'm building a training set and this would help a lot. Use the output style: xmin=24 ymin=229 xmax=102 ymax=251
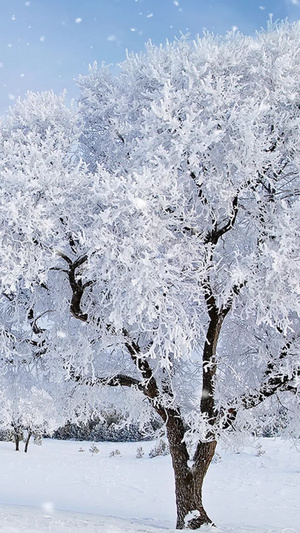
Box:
xmin=24 ymin=431 xmax=31 ymax=453
xmin=15 ymin=434 xmax=20 ymax=452
xmin=14 ymin=431 xmax=22 ymax=451
xmin=191 ymin=440 xmax=217 ymax=528
xmin=166 ymin=412 xmax=216 ymax=529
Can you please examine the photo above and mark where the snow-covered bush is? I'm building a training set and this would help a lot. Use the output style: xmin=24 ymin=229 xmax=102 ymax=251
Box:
xmin=109 ymin=449 xmax=121 ymax=457
xmin=136 ymin=446 xmax=144 ymax=459
xmin=149 ymin=440 xmax=170 ymax=458
xmin=89 ymin=443 xmax=99 ymax=455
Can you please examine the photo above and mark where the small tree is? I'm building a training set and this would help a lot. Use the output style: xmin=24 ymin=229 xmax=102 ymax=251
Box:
xmin=0 ymin=369 xmax=62 ymax=452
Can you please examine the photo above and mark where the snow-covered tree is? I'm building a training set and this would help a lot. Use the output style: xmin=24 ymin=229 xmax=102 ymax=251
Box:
xmin=0 ymin=91 xmax=93 ymax=449
xmin=0 ymin=90 xmax=152 ymax=445
xmin=75 ymin=22 xmax=300 ymax=528
xmin=1 ymin=22 xmax=300 ymax=529
xmin=0 ymin=376 xmax=60 ymax=452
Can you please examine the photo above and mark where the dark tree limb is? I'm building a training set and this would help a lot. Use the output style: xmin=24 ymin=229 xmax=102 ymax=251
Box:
xmin=201 ymin=277 xmax=245 ymax=429
xmin=57 ymin=252 xmax=90 ymax=322
xmin=204 ymin=195 xmax=238 ymax=245
xmin=56 ymin=254 xmax=172 ymax=420
xmin=69 ymin=368 xmax=141 ymax=389
xmin=28 ymin=309 xmax=54 ymax=335
xmin=59 ymin=217 xmax=79 ymax=255
xmin=222 ymin=337 xmax=299 ymax=427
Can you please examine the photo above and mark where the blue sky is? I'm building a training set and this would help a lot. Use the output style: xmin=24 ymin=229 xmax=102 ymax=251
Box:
xmin=0 ymin=0 xmax=299 ymax=114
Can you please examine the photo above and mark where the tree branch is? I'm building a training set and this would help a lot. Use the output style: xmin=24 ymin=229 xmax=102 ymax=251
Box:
xmin=222 ymin=337 xmax=299 ymax=427
xmin=241 ymin=336 xmax=298 ymax=410
xmin=201 ymin=279 xmax=244 ymax=427
xmin=69 ymin=368 xmax=141 ymax=389
xmin=122 ymin=329 xmax=161 ymax=400
xmin=57 ymin=252 xmax=90 ymax=322
xmin=28 ymin=309 xmax=54 ymax=335
xmin=204 ymin=195 xmax=238 ymax=245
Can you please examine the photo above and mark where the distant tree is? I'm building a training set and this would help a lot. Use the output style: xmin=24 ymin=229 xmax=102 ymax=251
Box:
xmin=1 ymin=23 xmax=300 ymax=528
xmin=0 ymin=365 xmax=64 ymax=452
xmin=0 ymin=91 xmax=87 ymax=451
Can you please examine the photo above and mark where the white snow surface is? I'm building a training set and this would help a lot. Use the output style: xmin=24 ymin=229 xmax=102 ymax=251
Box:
xmin=0 ymin=438 xmax=298 ymax=532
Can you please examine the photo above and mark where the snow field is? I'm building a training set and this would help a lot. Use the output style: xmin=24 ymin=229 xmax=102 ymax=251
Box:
xmin=0 ymin=438 xmax=298 ymax=533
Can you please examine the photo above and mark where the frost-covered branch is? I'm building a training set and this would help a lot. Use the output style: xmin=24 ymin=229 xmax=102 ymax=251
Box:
xmin=68 ymin=368 xmax=141 ymax=389
xmin=204 ymin=195 xmax=239 ymax=246
xmin=222 ymin=337 xmax=299 ymax=427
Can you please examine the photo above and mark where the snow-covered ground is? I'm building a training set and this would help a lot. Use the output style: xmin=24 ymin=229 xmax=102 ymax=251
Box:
xmin=0 ymin=437 xmax=298 ymax=532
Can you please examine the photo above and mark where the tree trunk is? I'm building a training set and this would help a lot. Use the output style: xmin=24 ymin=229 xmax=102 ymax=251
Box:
xmin=166 ymin=412 xmax=216 ymax=529
xmin=24 ymin=431 xmax=31 ymax=453
xmin=15 ymin=434 xmax=20 ymax=452
xmin=191 ymin=440 xmax=217 ymax=529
